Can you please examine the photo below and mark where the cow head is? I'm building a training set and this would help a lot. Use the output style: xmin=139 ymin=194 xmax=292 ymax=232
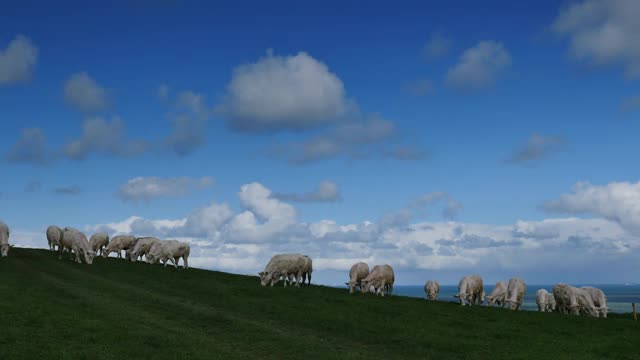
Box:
xmin=259 ymin=271 xmax=274 ymax=286
xmin=360 ymin=280 xmax=371 ymax=294
xmin=598 ymin=306 xmax=609 ymax=318
xmin=426 ymin=292 xmax=438 ymax=300
xmin=454 ymin=292 xmax=469 ymax=305
xmin=83 ymin=249 xmax=95 ymax=264
xmin=504 ymin=299 xmax=520 ymax=310
xmin=146 ymin=254 xmax=157 ymax=264
xmin=486 ymin=295 xmax=496 ymax=306
xmin=126 ymin=249 xmax=137 ymax=262
xmin=101 ymin=249 xmax=111 ymax=258
xmin=0 ymin=244 xmax=10 ymax=257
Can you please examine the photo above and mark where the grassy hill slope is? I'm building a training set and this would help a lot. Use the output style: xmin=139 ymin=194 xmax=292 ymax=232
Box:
xmin=0 ymin=248 xmax=638 ymax=359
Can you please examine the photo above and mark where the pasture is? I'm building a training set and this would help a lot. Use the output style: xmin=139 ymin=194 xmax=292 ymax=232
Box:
xmin=0 ymin=248 xmax=638 ymax=359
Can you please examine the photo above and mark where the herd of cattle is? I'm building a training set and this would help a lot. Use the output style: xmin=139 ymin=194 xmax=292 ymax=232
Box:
xmin=265 ymin=256 xmax=610 ymax=318
xmin=0 ymin=221 xmax=610 ymax=318
xmin=43 ymin=225 xmax=191 ymax=268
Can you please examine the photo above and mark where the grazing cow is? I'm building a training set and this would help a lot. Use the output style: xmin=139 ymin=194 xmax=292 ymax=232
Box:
xmin=102 ymin=235 xmax=137 ymax=259
xmin=582 ymin=286 xmax=609 ymax=318
xmin=259 ymin=254 xmax=307 ymax=287
xmin=536 ymin=289 xmax=556 ymax=312
xmin=89 ymin=233 xmax=109 ymax=256
xmin=553 ymin=283 xmax=599 ymax=317
xmin=424 ymin=280 xmax=440 ymax=301
xmin=60 ymin=227 xmax=95 ymax=264
xmin=345 ymin=262 xmax=370 ymax=294
xmin=146 ymin=240 xmax=190 ymax=269
xmin=454 ymin=275 xmax=484 ymax=306
xmin=0 ymin=221 xmax=10 ymax=258
xmin=286 ymin=255 xmax=313 ymax=286
xmin=361 ymin=265 xmax=395 ymax=297
xmin=127 ymin=237 xmax=160 ymax=262
xmin=504 ymin=278 xmax=526 ymax=311
xmin=486 ymin=281 xmax=508 ymax=307
xmin=46 ymin=225 xmax=63 ymax=252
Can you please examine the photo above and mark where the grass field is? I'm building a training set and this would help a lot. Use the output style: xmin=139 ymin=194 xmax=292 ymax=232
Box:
xmin=0 ymin=248 xmax=638 ymax=359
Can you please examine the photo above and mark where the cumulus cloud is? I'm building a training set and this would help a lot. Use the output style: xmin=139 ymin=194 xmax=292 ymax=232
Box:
xmin=0 ymin=35 xmax=38 ymax=85
xmin=422 ymin=32 xmax=451 ymax=59
xmin=411 ymin=192 xmax=464 ymax=220
xmin=53 ymin=185 xmax=82 ymax=195
xmin=219 ymin=50 xmax=349 ymax=132
xmin=271 ymin=115 xmax=406 ymax=164
xmin=544 ymin=181 xmax=640 ymax=234
xmin=162 ymin=90 xmax=211 ymax=156
xmin=445 ymin=40 xmax=511 ymax=90
xmin=507 ymin=133 xmax=565 ymax=163
xmin=63 ymin=72 xmax=110 ymax=113
xmin=80 ymin=181 xmax=640 ymax=283
xmin=552 ymin=0 xmax=640 ymax=78
xmin=63 ymin=116 xmax=148 ymax=160
xmin=274 ymin=181 xmax=341 ymax=203
xmin=117 ymin=176 xmax=214 ymax=202
xmin=4 ymin=128 xmax=51 ymax=165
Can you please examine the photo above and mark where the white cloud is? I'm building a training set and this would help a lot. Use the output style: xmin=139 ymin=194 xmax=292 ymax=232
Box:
xmin=274 ymin=181 xmax=341 ymax=203
xmin=445 ymin=40 xmax=511 ymax=90
xmin=220 ymin=50 xmax=349 ymax=132
xmin=118 ymin=176 xmax=214 ymax=202
xmin=271 ymin=115 xmax=403 ymax=164
xmin=162 ymin=90 xmax=211 ymax=156
xmin=63 ymin=116 xmax=148 ymax=160
xmin=552 ymin=0 xmax=640 ymax=78
xmin=0 ymin=35 xmax=38 ymax=85
xmin=544 ymin=181 xmax=640 ymax=234
xmin=63 ymin=72 xmax=110 ymax=112
xmin=4 ymin=128 xmax=50 ymax=164
xmin=81 ymin=182 xmax=640 ymax=284
xmin=507 ymin=133 xmax=565 ymax=163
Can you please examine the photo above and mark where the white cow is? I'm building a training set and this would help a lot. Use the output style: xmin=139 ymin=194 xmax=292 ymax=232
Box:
xmin=46 ymin=225 xmax=63 ymax=252
xmin=424 ymin=280 xmax=440 ymax=300
xmin=536 ymin=289 xmax=556 ymax=312
xmin=259 ymin=254 xmax=307 ymax=287
xmin=60 ymin=227 xmax=95 ymax=264
xmin=361 ymin=264 xmax=395 ymax=297
xmin=582 ymin=286 xmax=609 ymax=318
xmin=102 ymin=235 xmax=137 ymax=259
xmin=454 ymin=275 xmax=484 ymax=306
xmin=146 ymin=240 xmax=190 ymax=269
xmin=127 ymin=237 xmax=160 ymax=262
xmin=486 ymin=281 xmax=508 ymax=307
xmin=0 ymin=221 xmax=10 ymax=258
xmin=286 ymin=255 xmax=313 ymax=286
xmin=504 ymin=278 xmax=526 ymax=311
xmin=89 ymin=233 xmax=109 ymax=256
xmin=553 ymin=283 xmax=599 ymax=317
xmin=345 ymin=262 xmax=369 ymax=294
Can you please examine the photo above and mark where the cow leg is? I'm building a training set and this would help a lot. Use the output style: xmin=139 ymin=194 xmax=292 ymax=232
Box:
xmin=295 ymin=271 xmax=302 ymax=288
xmin=183 ymin=256 xmax=188 ymax=270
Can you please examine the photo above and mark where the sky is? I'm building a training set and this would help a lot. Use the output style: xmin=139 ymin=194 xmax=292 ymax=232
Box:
xmin=1 ymin=0 xmax=640 ymax=285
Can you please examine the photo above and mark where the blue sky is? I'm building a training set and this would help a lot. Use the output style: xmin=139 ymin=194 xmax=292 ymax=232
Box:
xmin=2 ymin=0 xmax=640 ymax=285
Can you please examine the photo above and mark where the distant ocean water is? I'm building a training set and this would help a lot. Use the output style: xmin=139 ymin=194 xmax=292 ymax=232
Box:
xmin=390 ymin=284 xmax=640 ymax=313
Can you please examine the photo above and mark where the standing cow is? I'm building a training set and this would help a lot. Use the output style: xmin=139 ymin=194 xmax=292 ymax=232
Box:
xmin=89 ymin=233 xmax=109 ymax=257
xmin=536 ymin=289 xmax=556 ymax=312
xmin=127 ymin=237 xmax=160 ymax=262
xmin=102 ymin=235 xmax=138 ymax=259
xmin=259 ymin=254 xmax=307 ymax=287
xmin=46 ymin=225 xmax=63 ymax=252
xmin=0 ymin=221 xmax=10 ymax=258
xmin=454 ymin=275 xmax=484 ymax=306
xmin=424 ymin=280 xmax=440 ymax=301
xmin=361 ymin=264 xmax=395 ymax=297
xmin=504 ymin=278 xmax=526 ymax=310
xmin=146 ymin=240 xmax=190 ymax=269
xmin=486 ymin=281 xmax=508 ymax=307
xmin=345 ymin=262 xmax=369 ymax=294
xmin=59 ymin=227 xmax=95 ymax=264
xmin=582 ymin=286 xmax=609 ymax=318
xmin=553 ymin=283 xmax=599 ymax=317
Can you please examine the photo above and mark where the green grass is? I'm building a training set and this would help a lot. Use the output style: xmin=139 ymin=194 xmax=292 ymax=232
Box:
xmin=0 ymin=248 xmax=638 ymax=360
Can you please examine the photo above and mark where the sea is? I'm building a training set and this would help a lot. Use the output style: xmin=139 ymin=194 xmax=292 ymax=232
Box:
xmin=391 ymin=284 xmax=640 ymax=313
